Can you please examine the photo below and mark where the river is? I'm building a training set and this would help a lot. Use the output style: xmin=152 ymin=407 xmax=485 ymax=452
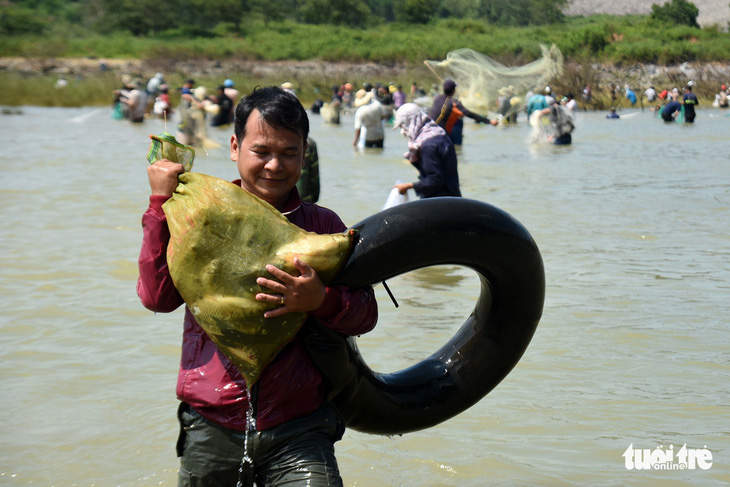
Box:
xmin=1 ymin=105 xmax=728 ymax=486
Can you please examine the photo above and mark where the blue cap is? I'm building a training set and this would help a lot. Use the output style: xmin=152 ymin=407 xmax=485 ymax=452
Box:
xmin=224 ymin=79 xmax=235 ymax=87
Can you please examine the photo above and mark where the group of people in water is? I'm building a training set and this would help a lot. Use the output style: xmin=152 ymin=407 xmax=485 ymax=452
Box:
xmin=113 ymin=69 xmax=725 ymax=154
xmin=112 ymin=73 xmax=240 ymax=133
xmin=131 ymin=71 xmax=727 ymax=485
xmin=601 ymin=81 xmax=728 ymax=124
xmin=114 ymin=71 xmax=725 ymax=203
xmin=640 ymin=82 xmax=702 ymax=123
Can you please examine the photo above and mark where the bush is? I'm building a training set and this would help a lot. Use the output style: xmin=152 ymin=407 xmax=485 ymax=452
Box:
xmin=564 ymin=24 xmax=610 ymax=56
xmin=0 ymin=6 xmax=48 ymax=34
xmin=649 ymin=0 xmax=700 ymax=28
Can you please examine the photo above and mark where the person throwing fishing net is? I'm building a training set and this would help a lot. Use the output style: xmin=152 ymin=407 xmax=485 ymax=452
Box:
xmin=428 ymin=78 xmax=497 ymax=146
xmin=137 ymin=86 xmax=378 ymax=486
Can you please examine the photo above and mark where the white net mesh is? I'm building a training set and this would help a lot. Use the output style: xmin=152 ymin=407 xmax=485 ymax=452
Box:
xmin=424 ymin=45 xmax=564 ymax=117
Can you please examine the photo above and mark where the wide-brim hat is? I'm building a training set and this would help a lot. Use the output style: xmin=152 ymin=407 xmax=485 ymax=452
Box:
xmin=354 ymin=89 xmax=372 ymax=108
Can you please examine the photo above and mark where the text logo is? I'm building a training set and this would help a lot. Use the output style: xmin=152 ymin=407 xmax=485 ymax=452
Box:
xmin=623 ymin=444 xmax=713 ymax=470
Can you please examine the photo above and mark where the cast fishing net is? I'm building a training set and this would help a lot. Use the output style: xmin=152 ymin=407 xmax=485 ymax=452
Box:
xmin=424 ymin=44 xmax=564 ymax=117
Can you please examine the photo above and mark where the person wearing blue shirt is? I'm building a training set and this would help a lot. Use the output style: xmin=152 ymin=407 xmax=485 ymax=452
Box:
xmin=393 ymin=103 xmax=461 ymax=198
xmin=526 ymin=87 xmax=550 ymax=118
xmin=682 ymin=85 xmax=699 ymax=123
xmin=625 ymin=85 xmax=637 ymax=106
xmin=661 ymin=88 xmax=683 ymax=122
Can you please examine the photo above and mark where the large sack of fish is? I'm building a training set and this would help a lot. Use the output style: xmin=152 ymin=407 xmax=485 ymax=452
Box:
xmin=162 ymin=172 xmax=353 ymax=384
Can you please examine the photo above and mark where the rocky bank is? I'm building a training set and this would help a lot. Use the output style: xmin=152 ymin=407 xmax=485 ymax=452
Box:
xmin=2 ymin=56 xmax=729 ymax=95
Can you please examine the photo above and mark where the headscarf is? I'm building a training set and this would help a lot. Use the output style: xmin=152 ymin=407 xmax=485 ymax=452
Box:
xmin=393 ymin=103 xmax=446 ymax=162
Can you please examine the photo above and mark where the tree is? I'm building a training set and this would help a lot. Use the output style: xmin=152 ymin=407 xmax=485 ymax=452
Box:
xmin=0 ymin=5 xmax=49 ymax=34
xmin=438 ymin=0 xmax=479 ymax=19
xmin=477 ymin=0 xmax=566 ymax=26
xmin=394 ymin=0 xmax=441 ymax=24
xmin=365 ymin=0 xmax=396 ymax=22
xmin=250 ymin=0 xmax=287 ymax=25
xmin=92 ymin=0 xmax=182 ymax=35
xmin=478 ymin=0 xmax=530 ymax=26
xmin=650 ymin=0 xmax=700 ymax=28
xmin=300 ymin=0 xmax=373 ymax=26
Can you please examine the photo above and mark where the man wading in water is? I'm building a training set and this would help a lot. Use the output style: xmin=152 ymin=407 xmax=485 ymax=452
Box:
xmin=138 ymin=86 xmax=378 ymax=486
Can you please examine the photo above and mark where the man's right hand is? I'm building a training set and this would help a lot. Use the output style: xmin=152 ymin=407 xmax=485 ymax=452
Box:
xmin=147 ymin=159 xmax=184 ymax=196
xmin=395 ymin=182 xmax=413 ymax=195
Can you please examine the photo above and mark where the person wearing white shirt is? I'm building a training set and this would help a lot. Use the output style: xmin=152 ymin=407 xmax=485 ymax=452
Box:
xmin=352 ymin=89 xmax=392 ymax=148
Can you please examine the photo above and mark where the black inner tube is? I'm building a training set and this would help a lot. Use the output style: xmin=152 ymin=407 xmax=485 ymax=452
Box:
xmin=302 ymin=197 xmax=545 ymax=436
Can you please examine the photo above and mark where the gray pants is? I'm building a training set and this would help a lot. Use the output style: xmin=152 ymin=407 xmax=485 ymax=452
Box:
xmin=177 ymin=402 xmax=345 ymax=487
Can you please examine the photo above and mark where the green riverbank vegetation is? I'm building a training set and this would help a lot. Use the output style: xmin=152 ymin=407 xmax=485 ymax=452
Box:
xmin=1 ymin=0 xmax=728 ymax=107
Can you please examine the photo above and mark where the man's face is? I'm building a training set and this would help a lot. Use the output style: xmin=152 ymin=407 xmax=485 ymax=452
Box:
xmin=230 ymin=109 xmax=305 ymax=211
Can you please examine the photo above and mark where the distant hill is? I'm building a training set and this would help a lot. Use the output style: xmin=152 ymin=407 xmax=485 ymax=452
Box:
xmin=564 ymin=0 xmax=730 ymax=28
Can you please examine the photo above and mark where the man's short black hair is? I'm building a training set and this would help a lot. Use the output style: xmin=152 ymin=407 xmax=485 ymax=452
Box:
xmin=233 ymin=86 xmax=309 ymax=145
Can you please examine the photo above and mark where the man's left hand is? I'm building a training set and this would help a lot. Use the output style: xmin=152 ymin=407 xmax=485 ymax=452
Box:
xmin=256 ymin=258 xmax=326 ymax=318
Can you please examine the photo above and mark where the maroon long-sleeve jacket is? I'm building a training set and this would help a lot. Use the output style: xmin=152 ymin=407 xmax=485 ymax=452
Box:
xmin=137 ymin=182 xmax=378 ymax=431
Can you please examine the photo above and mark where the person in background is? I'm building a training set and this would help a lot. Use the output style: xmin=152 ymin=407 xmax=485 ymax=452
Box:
xmin=645 ymin=85 xmax=657 ymax=104
xmin=606 ymin=108 xmax=620 ymax=119
xmin=147 ymin=73 xmax=164 ymax=98
xmin=352 ymin=89 xmax=392 ymax=148
xmin=210 ymin=84 xmax=234 ymax=127
xmin=714 ymin=84 xmax=728 ymax=108
xmin=145 ymin=73 xmax=165 ymax=114
xmin=543 ymin=86 xmax=556 ymax=105
xmin=526 ymin=87 xmax=550 ymax=118
xmin=497 ymin=86 xmax=512 ymax=122
xmin=180 ymin=78 xmax=195 ymax=99
xmin=535 ymin=99 xmax=575 ymax=145
xmin=176 ymin=80 xmax=206 ymax=145
xmin=223 ymin=79 xmax=239 ymax=107
xmin=563 ymin=93 xmax=577 ymax=114
xmin=391 ymin=83 xmax=407 ymax=109
xmin=393 ymin=103 xmax=460 ymax=198
xmin=682 ymin=84 xmax=699 ymax=123
xmin=582 ymin=84 xmax=592 ymax=105
xmin=152 ymin=84 xmax=172 ymax=119
xmin=507 ymin=86 xmax=522 ymax=123
xmin=112 ymin=79 xmax=131 ymax=119
xmin=661 ymin=88 xmax=682 ymax=122
xmin=376 ymin=83 xmax=393 ymax=106
xmin=428 ymin=78 xmax=497 ymax=146
xmin=138 ymin=86 xmax=378 ymax=486
xmin=625 ymin=84 xmax=637 ymax=106
xmin=410 ymin=82 xmax=426 ymax=100
xmin=319 ymin=86 xmax=342 ymax=124
xmin=340 ymin=82 xmax=354 ymax=110
xmin=297 ymin=137 xmax=320 ymax=204
xmin=123 ymin=79 xmax=147 ymax=123
xmin=653 ymin=89 xmax=669 ymax=112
